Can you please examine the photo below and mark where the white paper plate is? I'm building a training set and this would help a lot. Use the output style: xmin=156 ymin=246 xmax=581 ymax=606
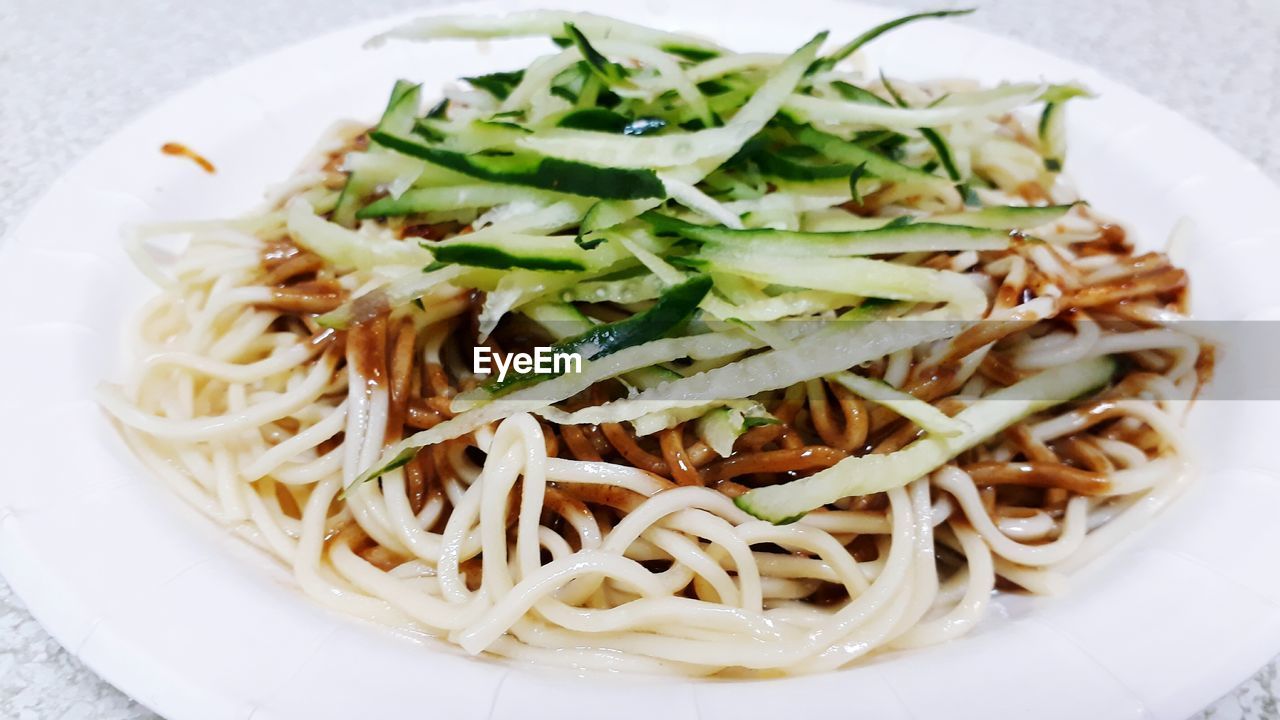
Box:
xmin=3 ymin=1 xmax=1280 ymax=718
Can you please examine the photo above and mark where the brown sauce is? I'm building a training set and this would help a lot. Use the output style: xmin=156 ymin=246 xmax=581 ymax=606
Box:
xmin=161 ymin=142 xmax=216 ymax=174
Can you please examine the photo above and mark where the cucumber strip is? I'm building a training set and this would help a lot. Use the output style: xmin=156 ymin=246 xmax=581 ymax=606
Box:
xmin=356 ymin=184 xmax=563 ymax=218
xmin=813 ymin=9 xmax=975 ymax=72
xmin=594 ymin=38 xmax=715 ymax=126
xmin=519 ymin=55 xmax=807 ymax=168
xmin=463 ymin=69 xmax=525 ymax=100
xmin=631 ymin=397 xmax=767 ymax=437
xmin=370 ymin=10 xmax=725 ymax=57
xmin=343 ymin=151 xmax=476 ymax=193
xmin=577 ymin=35 xmax=822 ymax=234
xmin=662 ymin=176 xmax=744 ymax=229
xmin=631 ymin=401 xmax=725 ymax=437
xmin=873 ymin=71 xmax=964 ymax=184
xmin=503 ymin=49 xmax=587 ymax=115
xmin=557 ymin=108 xmax=628 ymax=132
xmin=780 ymin=119 xmax=957 ymax=202
xmin=784 ymin=83 xmax=1045 ymax=131
xmin=919 ymin=128 xmax=961 ymax=181
xmin=286 ymin=198 xmax=431 ymax=271
xmin=554 ymin=108 xmax=668 ymax=134
xmin=433 ymin=234 xmax=593 ymax=271
xmin=800 ymin=209 xmax=898 ymax=232
xmin=755 ymin=151 xmax=856 ymax=182
xmin=687 ymin=53 xmax=785 ymax=83
xmin=826 ymin=371 xmax=968 ymax=436
xmin=317 ymin=264 xmax=467 ymax=329
xmin=333 ymin=80 xmax=422 ymax=227
xmin=370 ymin=130 xmax=666 ymax=200
xmin=518 ymin=301 xmax=687 ymax=393
xmin=354 ymin=328 xmax=766 ymax=487
xmin=722 ymin=290 xmax=860 ymax=321
xmin=529 ymin=311 xmax=965 ymax=428
xmin=662 ymin=45 xmax=721 ymax=61
xmin=521 ymin=300 xmax=595 ymax=336
xmin=697 ymin=406 xmax=746 ymax=457
xmin=414 ymin=118 xmax=532 ymax=152
xmin=736 ymin=356 xmax=1117 ymax=523
xmin=722 ymin=189 xmax=851 ymax=217
xmin=829 ymin=80 xmax=892 ymax=106
xmin=477 ymin=268 xmax=594 ymax=339
xmin=1039 ymin=81 xmax=1092 ymax=168
xmin=515 ymin=122 xmax=752 ymax=170
xmin=929 ymin=203 xmax=1081 ymax=230
xmin=696 ymin=247 xmax=989 ymax=315
xmin=483 ymin=274 xmax=713 ymax=395
xmin=644 ymin=212 xmax=1009 ymax=256
xmin=564 ymin=22 xmax=632 ymax=88
xmin=563 ymin=273 xmax=666 ymax=303
xmin=622 ymin=365 xmax=684 ymax=391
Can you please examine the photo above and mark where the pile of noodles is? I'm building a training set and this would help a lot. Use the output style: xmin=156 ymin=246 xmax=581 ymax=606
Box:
xmin=101 ymin=10 xmax=1209 ymax=676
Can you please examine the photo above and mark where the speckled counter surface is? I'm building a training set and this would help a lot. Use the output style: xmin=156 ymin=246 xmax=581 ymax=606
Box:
xmin=2 ymin=0 xmax=1278 ymax=717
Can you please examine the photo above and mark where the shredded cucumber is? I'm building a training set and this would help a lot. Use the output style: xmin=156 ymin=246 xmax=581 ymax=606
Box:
xmin=333 ymin=9 xmax=1104 ymax=492
xmin=576 ymin=32 xmax=826 ymax=236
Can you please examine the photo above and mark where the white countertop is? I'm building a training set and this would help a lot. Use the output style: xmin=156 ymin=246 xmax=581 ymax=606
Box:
xmin=2 ymin=0 xmax=1279 ymax=717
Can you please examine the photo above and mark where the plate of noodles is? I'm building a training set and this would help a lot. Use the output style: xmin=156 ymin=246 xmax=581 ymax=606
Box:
xmin=3 ymin=0 xmax=1280 ymax=718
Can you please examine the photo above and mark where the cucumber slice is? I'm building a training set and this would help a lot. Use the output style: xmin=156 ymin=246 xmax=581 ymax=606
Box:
xmin=736 ymin=357 xmax=1117 ymax=523
xmin=370 ymin=130 xmax=666 ymax=200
